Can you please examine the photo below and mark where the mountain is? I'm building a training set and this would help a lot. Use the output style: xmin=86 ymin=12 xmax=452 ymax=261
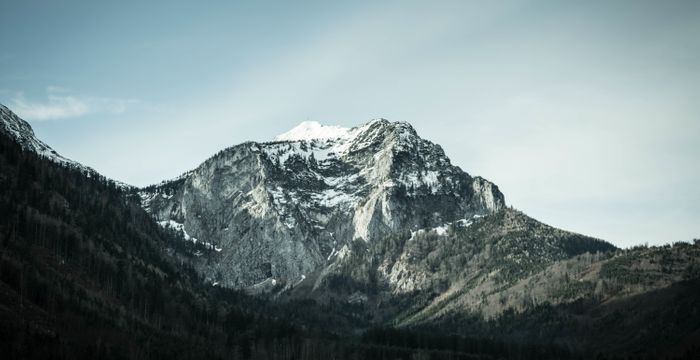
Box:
xmin=0 ymin=105 xmax=441 ymax=359
xmin=138 ymin=119 xmax=508 ymax=289
xmin=3 ymin=103 xmax=699 ymax=358
xmin=137 ymin=119 xmax=615 ymax=310
xmin=0 ymin=104 xmax=591 ymax=359
xmin=0 ymin=105 xmax=242 ymax=358
xmin=135 ymin=117 xmax=700 ymax=357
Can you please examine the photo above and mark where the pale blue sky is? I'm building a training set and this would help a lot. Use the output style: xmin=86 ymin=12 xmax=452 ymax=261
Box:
xmin=1 ymin=0 xmax=698 ymax=247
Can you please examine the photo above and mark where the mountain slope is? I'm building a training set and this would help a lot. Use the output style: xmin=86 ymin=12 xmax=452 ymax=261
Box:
xmin=0 ymin=104 xmax=282 ymax=359
xmin=288 ymin=207 xmax=615 ymax=321
xmin=417 ymin=241 xmax=700 ymax=358
xmin=0 ymin=104 xmax=85 ymax=168
xmin=0 ymin=104 xmax=131 ymax=189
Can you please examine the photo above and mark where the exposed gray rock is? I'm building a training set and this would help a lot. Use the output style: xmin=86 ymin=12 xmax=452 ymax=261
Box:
xmin=139 ymin=119 xmax=506 ymax=288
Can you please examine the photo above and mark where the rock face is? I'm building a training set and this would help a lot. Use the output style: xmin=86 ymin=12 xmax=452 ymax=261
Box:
xmin=139 ymin=119 xmax=505 ymax=288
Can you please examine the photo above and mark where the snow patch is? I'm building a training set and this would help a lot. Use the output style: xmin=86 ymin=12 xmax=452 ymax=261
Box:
xmin=408 ymin=215 xmax=483 ymax=241
xmin=327 ymin=247 xmax=339 ymax=260
xmin=293 ymin=274 xmax=307 ymax=287
xmin=274 ymin=121 xmax=351 ymax=141
xmin=158 ymin=219 xmax=222 ymax=252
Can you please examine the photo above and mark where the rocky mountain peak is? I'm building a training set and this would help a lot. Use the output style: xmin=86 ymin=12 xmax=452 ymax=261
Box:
xmin=271 ymin=118 xmax=415 ymax=154
xmin=139 ymin=117 xmax=506 ymax=288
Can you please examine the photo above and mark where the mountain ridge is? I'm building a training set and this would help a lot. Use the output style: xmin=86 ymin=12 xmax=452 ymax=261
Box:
xmin=0 ymin=104 xmax=84 ymax=170
xmin=0 ymin=104 xmax=133 ymax=189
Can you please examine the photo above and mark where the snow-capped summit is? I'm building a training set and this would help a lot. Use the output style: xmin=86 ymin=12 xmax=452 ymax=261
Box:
xmin=274 ymin=121 xmax=351 ymax=142
xmin=273 ymin=118 xmax=394 ymax=142
xmin=140 ymin=117 xmax=506 ymax=288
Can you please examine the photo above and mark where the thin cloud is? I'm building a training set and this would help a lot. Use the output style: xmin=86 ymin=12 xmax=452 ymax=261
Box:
xmin=7 ymin=87 xmax=137 ymax=121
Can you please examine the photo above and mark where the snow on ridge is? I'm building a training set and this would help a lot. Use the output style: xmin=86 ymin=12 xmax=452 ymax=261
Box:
xmin=1 ymin=104 xmax=133 ymax=189
xmin=274 ymin=121 xmax=351 ymax=142
xmin=1 ymin=105 xmax=80 ymax=168
xmin=266 ymin=119 xmax=394 ymax=166
xmin=272 ymin=118 xmax=392 ymax=143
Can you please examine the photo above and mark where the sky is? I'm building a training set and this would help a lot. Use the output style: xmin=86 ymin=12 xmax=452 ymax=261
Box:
xmin=0 ymin=0 xmax=698 ymax=247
